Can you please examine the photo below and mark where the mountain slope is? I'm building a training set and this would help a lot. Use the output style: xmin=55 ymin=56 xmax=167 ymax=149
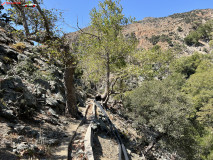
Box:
xmin=67 ymin=9 xmax=213 ymax=54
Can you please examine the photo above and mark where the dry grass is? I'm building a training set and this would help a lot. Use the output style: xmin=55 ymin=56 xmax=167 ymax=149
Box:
xmin=0 ymin=27 xmax=6 ymax=32
xmin=11 ymin=42 xmax=26 ymax=52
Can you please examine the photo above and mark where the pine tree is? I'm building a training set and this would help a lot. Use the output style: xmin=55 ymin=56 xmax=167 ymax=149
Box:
xmin=78 ymin=0 xmax=136 ymax=105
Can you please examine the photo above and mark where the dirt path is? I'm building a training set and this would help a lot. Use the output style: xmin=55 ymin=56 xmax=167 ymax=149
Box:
xmin=51 ymin=106 xmax=88 ymax=160
xmin=93 ymin=133 xmax=119 ymax=160
xmin=51 ymin=119 xmax=81 ymax=160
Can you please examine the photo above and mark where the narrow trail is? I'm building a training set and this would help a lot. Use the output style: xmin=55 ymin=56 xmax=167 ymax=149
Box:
xmin=52 ymin=121 xmax=79 ymax=159
xmin=70 ymin=100 xmax=129 ymax=160
xmin=51 ymin=99 xmax=132 ymax=160
xmin=70 ymin=101 xmax=94 ymax=159
xmin=50 ymin=106 xmax=88 ymax=160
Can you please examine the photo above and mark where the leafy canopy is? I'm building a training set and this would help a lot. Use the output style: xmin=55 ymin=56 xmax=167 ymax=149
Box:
xmin=78 ymin=0 xmax=136 ymax=83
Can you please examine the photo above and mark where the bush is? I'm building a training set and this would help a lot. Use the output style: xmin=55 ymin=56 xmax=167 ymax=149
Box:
xmin=149 ymin=35 xmax=160 ymax=45
xmin=12 ymin=42 xmax=26 ymax=52
xmin=123 ymin=79 xmax=197 ymax=159
xmin=184 ymin=20 xmax=213 ymax=46
xmin=170 ymin=53 xmax=204 ymax=78
xmin=184 ymin=31 xmax=201 ymax=46
xmin=183 ymin=67 xmax=213 ymax=122
xmin=177 ymin=26 xmax=183 ymax=32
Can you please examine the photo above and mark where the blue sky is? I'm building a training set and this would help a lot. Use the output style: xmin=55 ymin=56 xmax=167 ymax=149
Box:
xmin=3 ymin=0 xmax=213 ymax=33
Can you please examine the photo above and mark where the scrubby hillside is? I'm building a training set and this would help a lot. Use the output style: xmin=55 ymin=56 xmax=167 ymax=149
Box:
xmin=123 ymin=9 xmax=213 ymax=53
xmin=68 ymin=9 xmax=213 ymax=54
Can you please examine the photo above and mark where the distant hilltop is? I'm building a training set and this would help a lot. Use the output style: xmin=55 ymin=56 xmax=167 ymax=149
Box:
xmin=67 ymin=9 xmax=213 ymax=54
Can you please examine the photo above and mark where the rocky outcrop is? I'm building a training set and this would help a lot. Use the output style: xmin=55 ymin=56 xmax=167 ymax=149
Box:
xmin=0 ymin=24 xmax=75 ymax=159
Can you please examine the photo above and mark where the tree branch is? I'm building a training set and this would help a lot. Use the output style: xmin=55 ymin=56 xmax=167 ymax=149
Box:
xmin=77 ymin=18 xmax=101 ymax=41
xmin=32 ymin=0 xmax=51 ymax=38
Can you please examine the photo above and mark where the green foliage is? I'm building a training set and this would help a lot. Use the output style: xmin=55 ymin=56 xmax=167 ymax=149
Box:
xmin=184 ymin=31 xmax=201 ymax=46
xmin=130 ymin=49 xmax=175 ymax=80
xmin=177 ymin=26 xmax=183 ymax=32
xmin=183 ymin=67 xmax=213 ymax=124
xmin=123 ymin=79 xmax=197 ymax=158
xmin=184 ymin=20 xmax=213 ymax=46
xmin=149 ymin=34 xmax=172 ymax=46
xmin=7 ymin=3 xmax=63 ymax=40
xmin=171 ymin=52 xmax=205 ymax=78
xmin=148 ymin=35 xmax=160 ymax=45
xmin=209 ymin=40 xmax=213 ymax=48
xmin=78 ymin=0 xmax=136 ymax=83
xmin=11 ymin=29 xmax=25 ymax=40
xmin=198 ymin=128 xmax=213 ymax=160
xmin=17 ymin=60 xmax=38 ymax=74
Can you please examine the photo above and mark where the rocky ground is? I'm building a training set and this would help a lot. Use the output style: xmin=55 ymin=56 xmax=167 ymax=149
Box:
xmin=0 ymin=24 xmax=86 ymax=159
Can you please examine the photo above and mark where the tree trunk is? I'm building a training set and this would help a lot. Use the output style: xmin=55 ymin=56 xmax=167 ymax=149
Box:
xmin=64 ymin=60 xmax=78 ymax=118
xmin=101 ymin=52 xmax=110 ymax=106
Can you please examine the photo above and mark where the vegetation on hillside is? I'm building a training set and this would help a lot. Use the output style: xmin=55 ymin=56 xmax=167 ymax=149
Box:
xmin=2 ymin=0 xmax=213 ymax=159
xmin=184 ymin=20 xmax=213 ymax=46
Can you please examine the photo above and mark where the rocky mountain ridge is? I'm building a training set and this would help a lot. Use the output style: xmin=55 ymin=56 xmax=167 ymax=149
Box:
xmin=123 ymin=9 xmax=213 ymax=52
xmin=67 ymin=9 xmax=213 ymax=55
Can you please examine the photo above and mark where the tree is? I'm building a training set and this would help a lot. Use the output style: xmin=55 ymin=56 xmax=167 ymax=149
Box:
xmin=7 ymin=0 xmax=78 ymax=118
xmin=183 ymin=66 xmax=213 ymax=125
xmin=45 ymin=38 xmax=79 ymax=118
xmin=7 ymin=0 xmax=61 ymax=42
xmin=78 ymin=0 xmax=136 ymax=105
xmin=129 ymin=48 xmax=175 ymax=80
xmin=184 ymin=20 xmax=213 ymax=46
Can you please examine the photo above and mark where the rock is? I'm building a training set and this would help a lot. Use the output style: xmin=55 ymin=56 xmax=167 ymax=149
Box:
xmin=45 ymin=139 xmax=60 ymax=146
xmin=0 ymin=109 xmax=16 ymax=121
xmin=54 ymin=93 xmax=65 ymax=103
xmin=127 ymin=149 xmax=132 ymax=154
xmin=14 ymin=125 xmax=25 ymax=134
xmin=47 ymin=108 xmax=58 ymax=118
xmin=34 ymin=58 xmax=49 ymax=70
xmin=28 ymin=129 xmax=39 ymax=138
xmin=17 ymin=53 xmax=28 ymax=62
xmin=23 ymin=51 xmax=33 ymax=56
xmin=5 ymin=140 xmax=12 ymax=148
xmin=1 ymin=76 xmax=24 ymax=92
xmin=17 ymin=136 xmax=24 ymax=143
xmin=34 ymin=78 xmax=50 ymax=90
xmin=16 ymin=142 xmax=29 ymax=152
xmin=14 ymin=125 xmax=38 ymax=137
xmin=0 ymin=30 xmax=14 ymax=44
xmin=76 ymin=149 xmax=84 ymax=154
xmin=24 ymin=91 xmax=36 ymax=107
xmin=44 ymin=117 xmax=59 ymax=125
xmin=0 ymin=61 xmax=7 ymax=73
xmin=46 ymin=97 xmax=59 ymax=106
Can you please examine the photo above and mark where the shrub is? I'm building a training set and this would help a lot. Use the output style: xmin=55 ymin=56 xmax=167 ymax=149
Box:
xmin=184 ymin=20 xmax=213 ymax=46
xmin=149 ymin=35 xmax=160 ymax=45
xmin=170 ymin=52 xmax=204 ymax=78
xmin=12 ymin=42 xmax=26 ymax=52
xmin=183 ymin=67 xmax=213 ymax=118
xmin=123 ymin=79 xmax=196 ymax=159
xmin=177 ymin=26 xmax=183 ymax=32
xmin=184 ymin=31 xmax=201 ymax=46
